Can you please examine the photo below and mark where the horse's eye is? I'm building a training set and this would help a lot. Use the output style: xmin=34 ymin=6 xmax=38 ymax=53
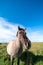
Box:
xmin=19 ymin=32 xmax=22 ymax=34
xmin=25 ymin=32 xmax=26 ymax=35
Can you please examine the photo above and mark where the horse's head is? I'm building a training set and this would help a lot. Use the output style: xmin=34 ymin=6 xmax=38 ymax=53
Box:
xmin=16 ymin=26 xmax=31 ymax=49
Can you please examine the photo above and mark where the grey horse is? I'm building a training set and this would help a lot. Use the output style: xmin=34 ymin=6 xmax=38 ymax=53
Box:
xmin=7 ymin=26 xmax=31 ymax=65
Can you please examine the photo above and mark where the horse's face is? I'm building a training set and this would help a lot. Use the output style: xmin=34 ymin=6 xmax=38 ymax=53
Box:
xmin=16 ymin=26 xmax=31 ymax=49
xmin=23 ymin=36 xmax=31 ymax=49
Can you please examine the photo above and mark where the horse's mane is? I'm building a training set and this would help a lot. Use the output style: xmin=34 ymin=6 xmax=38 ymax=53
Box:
xmin=18 ymin=26 xmax=25 ymax=31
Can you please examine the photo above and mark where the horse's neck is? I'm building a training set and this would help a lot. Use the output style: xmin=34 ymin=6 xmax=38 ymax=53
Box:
xmin=16 ymin=37 xmax=23 ymax=48
xmin=16 ymin=37 xmax=20 ymax=47
xmin=16 ymin=37 xmax=23 ymax=53
xmin=16 ymin=37 xmax=20 ymax=43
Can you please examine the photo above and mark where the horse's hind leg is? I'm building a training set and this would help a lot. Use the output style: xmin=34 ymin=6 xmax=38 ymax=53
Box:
xmin=10 ymin=56 xmax=14 ymax=65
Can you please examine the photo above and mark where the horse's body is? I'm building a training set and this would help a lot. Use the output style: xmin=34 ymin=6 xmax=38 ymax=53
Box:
xmin=7 ymin=26 xmax=31 ymax=65
xmin=7 ymin=39 xmax=23 ymax=57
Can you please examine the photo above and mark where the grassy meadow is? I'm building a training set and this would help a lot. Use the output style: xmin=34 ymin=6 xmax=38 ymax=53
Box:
xmin=0 ymin=42 xmax=43 ymax=65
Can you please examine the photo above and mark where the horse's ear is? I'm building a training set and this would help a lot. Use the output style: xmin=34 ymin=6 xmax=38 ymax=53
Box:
xmin=25 ymin=28 xmax=26 ymax=31
xmin=24 ymin=28 xmax=26 ymax=31
xmin=18 ymin=26 xmax=20 ymax=30
xmin=16 ymin=32 xmax=18 ymax=37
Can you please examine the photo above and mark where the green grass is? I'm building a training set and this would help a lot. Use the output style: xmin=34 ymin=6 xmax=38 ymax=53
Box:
xmin=0 ymin=42 xmax=43 ymax=65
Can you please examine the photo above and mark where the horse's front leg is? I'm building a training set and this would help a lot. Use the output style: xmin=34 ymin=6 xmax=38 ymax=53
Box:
xmin=17 ymin=57 xmax=20 ymax=65
xmin=10 ymin=56 xmax=14 ymax=65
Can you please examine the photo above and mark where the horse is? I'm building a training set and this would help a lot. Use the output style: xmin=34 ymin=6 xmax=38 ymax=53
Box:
xmin=7 ymin=26 xmax=31 ymax=65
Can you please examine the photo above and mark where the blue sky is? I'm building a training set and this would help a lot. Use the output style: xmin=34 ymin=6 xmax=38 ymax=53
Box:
xmin=0 ymin=0 xmax=43 ymax=42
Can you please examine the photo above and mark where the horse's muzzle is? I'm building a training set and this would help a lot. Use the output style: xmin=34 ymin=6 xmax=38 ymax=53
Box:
xmin=27 ymin=40 xmax=31 ymax=49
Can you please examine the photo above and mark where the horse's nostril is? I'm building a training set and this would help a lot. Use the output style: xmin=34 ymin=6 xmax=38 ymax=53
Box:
xmin=25 ymin=40 xmax=31 ymax=49
xmin=28 ymin=42 xmax=31 ymax=49
xmin=25 ymin=43 xmax=26 ymax=45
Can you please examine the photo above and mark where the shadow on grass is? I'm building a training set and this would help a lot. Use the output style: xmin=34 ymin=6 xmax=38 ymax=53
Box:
xmin=4 ymin=51 xmax=43 ymax=65
xmin=20 ymin=51 xmax=43 ymax=65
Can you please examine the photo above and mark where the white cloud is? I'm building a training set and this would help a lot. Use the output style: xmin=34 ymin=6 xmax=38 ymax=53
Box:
xmin=27 ymin=30 xmax=43 ymax=42
xmin=0 ymin=17 xmax=19 ymax=42
xmin=0 ymin=17 xmax=25 ymax=42
xmin=0 ymin=17 xmax=43 ymax=42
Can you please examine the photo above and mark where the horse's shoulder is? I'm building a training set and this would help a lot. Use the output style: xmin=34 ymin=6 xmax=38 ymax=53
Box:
xmin=7 ymin=40 xmax=16 ymax=48
xmin=9 ymin=40 xmax=16 ymax=43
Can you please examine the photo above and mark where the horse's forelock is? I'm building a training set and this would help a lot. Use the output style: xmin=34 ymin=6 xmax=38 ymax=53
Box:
xmin=16 ymin=29 xmax=26 ymax=37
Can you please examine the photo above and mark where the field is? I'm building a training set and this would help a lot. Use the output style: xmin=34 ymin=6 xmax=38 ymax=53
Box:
xmin=0 ymin=42 xmax=43 ymax=65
